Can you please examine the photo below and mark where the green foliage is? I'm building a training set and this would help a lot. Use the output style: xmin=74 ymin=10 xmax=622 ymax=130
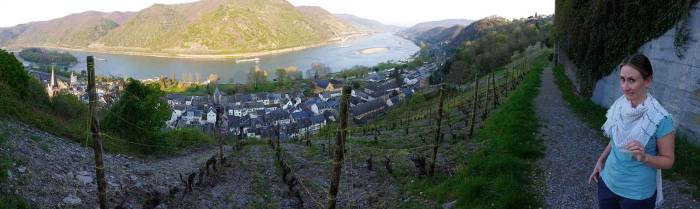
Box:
xmin=157 ymin=76 xmax=180 ymax=90
xmin=446 ymin=18 xmax=551 ymax=84
xmin=50 ymin=93 xmax=86 ymax=119
xmin=0 ymin=50 xmax=87 ymax=146
xmin=0 ymin=50 xmax=48 ymax=104
xmin=552 ymin=65 xmax=607 ymax=131
xmin=334 ymin=65 xmax=370 ymax=80
xmin=669 ymin=133 xmax=700 ymax=198
xmin=553 ymin=0 xmax=697 ymax=96
xmin=0 ymin=194 xmax=31 ymax=209
xmin=18 ymin=48 xmax=78 ymax=67
xmin=409 ymin=93 xmax=427 ymax=104
xmin=248 ymin=67 xmax=269 ymax=88
xmin=413 ymin=51 xmax=550 ymax=209
xmin=375 ymin=60 xmax=401 ymax=71
xmin=162 ymin=128 xmax=216 ymax=152
xmin=274 ymin=68 xmax=287 ymax=83
xmin=102 ymin=78 xmax=171 ymax=154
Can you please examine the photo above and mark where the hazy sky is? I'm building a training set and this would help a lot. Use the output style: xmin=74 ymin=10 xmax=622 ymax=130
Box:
xmin=0 ymin=0 xmax=554 ymax=28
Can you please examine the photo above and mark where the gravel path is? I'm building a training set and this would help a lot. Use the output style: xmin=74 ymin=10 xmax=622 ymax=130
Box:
xmin=535 ymin=66 xmax=699 ymax=209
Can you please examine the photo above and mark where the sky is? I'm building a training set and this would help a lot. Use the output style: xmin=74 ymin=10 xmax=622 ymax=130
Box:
xmin=0 ymin=0 xmax=554 ymax=28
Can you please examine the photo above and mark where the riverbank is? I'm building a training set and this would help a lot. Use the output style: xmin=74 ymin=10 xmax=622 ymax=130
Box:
xmin=6 ymin=33 xmax=372 ymax=60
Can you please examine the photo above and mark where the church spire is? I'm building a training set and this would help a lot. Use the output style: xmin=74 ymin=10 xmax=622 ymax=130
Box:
xmin=50 ymin=64 xmax=56 ymax=87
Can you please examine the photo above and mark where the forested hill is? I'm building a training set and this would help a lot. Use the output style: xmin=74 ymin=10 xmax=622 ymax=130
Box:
xmin=0 ymin=0 xmax=367 ymax=54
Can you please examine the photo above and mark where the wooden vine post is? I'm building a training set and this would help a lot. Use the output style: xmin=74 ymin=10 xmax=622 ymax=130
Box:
xmin=327 ymin=86 xmax=351 ymax=209
xmin=429 ymin=84 xmax=445 ymax=176
xmin=87 ymin=56 xmax=108 ymax=209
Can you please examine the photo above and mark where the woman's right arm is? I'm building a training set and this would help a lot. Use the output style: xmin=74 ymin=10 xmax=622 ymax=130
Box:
xmin=588 ymin=142 xmax=612 ymax=184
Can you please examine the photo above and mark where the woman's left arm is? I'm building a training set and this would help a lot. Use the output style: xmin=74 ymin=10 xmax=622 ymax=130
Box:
xmin=645 ymin=132 xmax=676 ymax=169
xmin=627 ymin=132 xmax=676 ymax=169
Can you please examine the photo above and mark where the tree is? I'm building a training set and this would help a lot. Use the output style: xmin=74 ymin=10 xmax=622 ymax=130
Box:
xmin=274 ymin=68 xmax=287 ymax=82
xmin=0 ymin=50 xmax=49 ymax=113
xmin=285 ymin=66 xmax=303 ymax=80
xmin=208 ymin=73 xmax=220 ymax=84
xmin=307 ymin=62 xmax=331 ymax=79
xmin=248 ymin=67 xmax=268 ymax=89
xmin=51 ymin=92 xmax=85 ymax=119
xmin=391 ymin=69 xmax=404 ymax=86
xmin=102 ymin=78 xmax=171 ymax=154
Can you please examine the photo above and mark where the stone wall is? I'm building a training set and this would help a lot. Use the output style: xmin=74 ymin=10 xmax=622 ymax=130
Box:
xmin=590 ymin=3 xmax=700 ymax=143
xmin=555 ymin=47 xmax=582 ymax=93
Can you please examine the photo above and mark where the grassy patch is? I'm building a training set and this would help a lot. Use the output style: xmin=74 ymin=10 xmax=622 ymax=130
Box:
xmin=29 ymin=135 xmax=41 ymax=143
xmin=553 ymin=64 xmax=700 ymax=198
xmin=406 ymin=51 xmax=550 ymax=208
xmin=249 ymin=171 xmax=277 ymax=209
xmin=0 ymin=194 xmax=31 ymax=209
xmin=667 ymin=133 xmax=700 ymax=198
xmin=552 ymin=65 xmax=607 ymax=134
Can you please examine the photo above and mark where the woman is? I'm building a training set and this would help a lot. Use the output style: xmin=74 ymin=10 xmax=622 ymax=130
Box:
xmin=588 ymin=53 xmax=675 ymax=209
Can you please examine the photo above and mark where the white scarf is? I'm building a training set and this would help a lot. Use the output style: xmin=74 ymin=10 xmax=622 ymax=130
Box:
xmin=602 ymin=93 xmax=670 ymax=208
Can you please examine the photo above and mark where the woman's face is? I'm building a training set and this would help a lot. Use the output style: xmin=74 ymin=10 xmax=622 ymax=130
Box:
xmin=620 ymin=65 xmax=652 ymax=103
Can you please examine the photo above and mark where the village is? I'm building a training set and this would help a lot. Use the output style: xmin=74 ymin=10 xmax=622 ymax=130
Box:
xmin=27 ymin=61 xmax=436 ymax=140
xmin=162 ymin=63 xmax=435 ymax=139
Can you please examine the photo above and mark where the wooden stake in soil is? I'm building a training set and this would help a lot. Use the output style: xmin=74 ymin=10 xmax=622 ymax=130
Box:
xmin=327 ymin=87 xmax=351 ymax=209
xmin=492 ymin=71 xmax=498 ymax=107
xmin=469 ymin=72 xmax=479 ymax=137
xmin=428 ymin=84 xmax=445 ymax=177
xmin=87 ymin=56 xmax=108 ymax=209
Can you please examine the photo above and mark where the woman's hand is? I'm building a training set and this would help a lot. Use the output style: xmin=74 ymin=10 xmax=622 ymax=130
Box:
xmin=588 ymin=160 xmax=604 ymax=184
xmin=625 ymin=140 xmax=648 ymax=163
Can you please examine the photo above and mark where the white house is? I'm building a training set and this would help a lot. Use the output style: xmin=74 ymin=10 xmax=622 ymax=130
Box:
xmin=206 ymin=108 xmax=217 ymax=124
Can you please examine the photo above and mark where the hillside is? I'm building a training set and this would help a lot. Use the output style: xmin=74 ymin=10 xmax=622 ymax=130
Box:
xmin=295 ymin=6 xmax=357 ymax=38
xmin=398 ymin=19 xmax=473 ymax=40
xmin=413 ymin=25 xmax=465 ymax=45
xmin=0 ymin=11 xmax=134 ymax=47
xmin=0 ymin=0 xmax=362 ymax=54
xmin=334 ymin=14 xmax=403 ymax=33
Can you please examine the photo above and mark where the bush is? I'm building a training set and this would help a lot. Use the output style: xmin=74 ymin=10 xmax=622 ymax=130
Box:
xmin=0 ymin=194 xmax=30 ymax=209
xmin=50 ymin=93 xmax=85 ymax=119
xmin=162 ymin=128 xmax=216 ymax=151
xmin=409 ymin=93 xmax=426 ymax=105
xmin=102 ymin=78 xmax=171 ymax=155
xmin=0 ymin=50 xmax=49 ymax=105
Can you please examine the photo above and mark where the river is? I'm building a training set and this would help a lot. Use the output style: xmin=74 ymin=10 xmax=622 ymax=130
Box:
xmin=49 ymin=33 xmax=419 ymax=84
